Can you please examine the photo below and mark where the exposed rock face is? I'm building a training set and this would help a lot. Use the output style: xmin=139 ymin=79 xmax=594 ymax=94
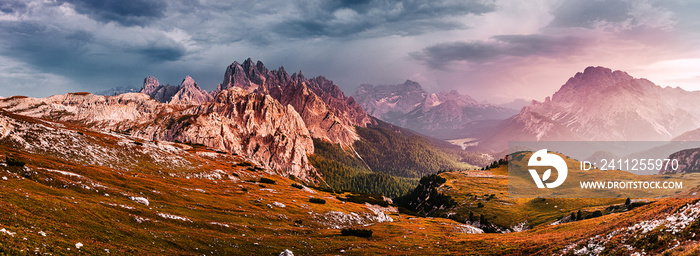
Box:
xmin=477 ymin=66 xmax=700 ymax=152
xmin=354 ymin=81 xmax=516 ymax=139
xmin=0 ymin=93 xmax=165 ymax=129
xmin=0 ymin=89 xmax=319 ymax=182
xmin=218 ymin=58 xmax=372 ymax=146
xmin=141 ymin=76 xmax=179 ymax=103
xmin=141 ymin=76 xmax=161 ymax=96
xmin=169 ymin=76 xmax=212 ymax=105
xmin=0 ymin=58 xmax=380 ymax=182
xmin=135 ymin=88 xmax=316 ymax=180
xmin=661 ymin=148 xmax=700 ymax=174
xmin=141 ymin=76 xmax=211 ymax=104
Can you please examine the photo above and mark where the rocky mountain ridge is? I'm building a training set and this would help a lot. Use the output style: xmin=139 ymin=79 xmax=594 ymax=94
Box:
xmin=218 ymin=58 xmax=372 ymax=146
xmin=141 ymin=76 xmax=212 ymax=104
xmin=0 ymin=58 xmax=380 ymax=182
xmin=476 ymin=66 xmax=700 ymax=152
xmin=354 ymin=80 xmax=516 ymax=139
xmin=0 ymin=88 xmax=320 ymax=182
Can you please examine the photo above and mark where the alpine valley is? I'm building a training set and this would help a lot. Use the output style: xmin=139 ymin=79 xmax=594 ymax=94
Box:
xmin=4 ymin=61 xmax=700 ymax=255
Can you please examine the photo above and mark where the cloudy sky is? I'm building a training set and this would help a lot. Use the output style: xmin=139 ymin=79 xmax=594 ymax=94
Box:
xmin=1 ymin=0 xmax=699 ymax=103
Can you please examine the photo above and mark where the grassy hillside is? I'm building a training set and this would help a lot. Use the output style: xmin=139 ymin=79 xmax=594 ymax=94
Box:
xmin=308 ymin=140 xmax=417 ymax=198
xmin=3 ymin=112 xmax=700 ymax=255
xmin=0 ymin=111 xmax=415 ymax=255
xmin=4 ymin=144 xmax=700 ymax=255
xmin=395 ymin=162 xmax=629 ymax=232
xmin=309 ymin=119 xmax=489 ymax=198
xmin=355 ymin=119 xmax=489 ymax=177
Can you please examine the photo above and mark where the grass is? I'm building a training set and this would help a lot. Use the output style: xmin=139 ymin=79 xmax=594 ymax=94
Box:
xmin=2 ymin=111 xmax=700 ymax=255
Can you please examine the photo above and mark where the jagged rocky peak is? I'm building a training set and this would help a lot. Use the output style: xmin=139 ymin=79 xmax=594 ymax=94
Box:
xmin=180 ymin=75 xmax=197 ymax=88
xmin=573 ymin=66 xmax=632 ymax=83
xmin=476 ymin=66 xmax=700 ymax=152
xmin=169 ymin=75 xmax=211 ymax=105
xmin=142 ymin=76 xmax=160 ymax=95
xmin=217 ymin=58 xmax=371 ymax=146
xmin=220 ymin=58 xmax=268 ymax=92
xmin=220 ymin=61 xmax=249 ymax=91
xmin=140 ymin=75 xmax=210 ymax=105
xmin=553 ymin=66 xmax=637 ymax=102
xmin=292 ymin=70 xmax=305 ymax=82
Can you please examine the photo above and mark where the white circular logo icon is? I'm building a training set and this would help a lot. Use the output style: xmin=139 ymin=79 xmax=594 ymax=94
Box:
xmin=528 ymin=149 xmax=568 ymax=188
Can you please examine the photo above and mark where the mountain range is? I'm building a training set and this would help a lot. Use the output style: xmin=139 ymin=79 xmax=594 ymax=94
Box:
xmin=0 ymin=59 xmax=376 ymax=184
xmin=5 ymin=61 xmax=700 ymax=254
xmin=475 ymin=66 xmax=700 ymax=152
xmin=354 ymin=80 xmax=517 ymax=139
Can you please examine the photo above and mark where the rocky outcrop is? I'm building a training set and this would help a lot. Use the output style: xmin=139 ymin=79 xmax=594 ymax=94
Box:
xmin=135 ymin=88 xmax=317 ymax=180
xmin=140 ymin=76 xmax=180 ymax=103
xmin=0 ymin=58 xmax=379 ymax=182
xmin=661 ymin=148 xmax=700 ymax=174
xmin=169 ymin=76 xmax=212 ymax=105
xmin=0 ymin=89 xmax=320 ymax=182
xmin=141 ymin=76 xmax=211 ymax=105
xmin=218 ymin=58 xmax=371 ymax=146
xmin=141 ymin=76 xmax=161 ymax=96
xmin=0 ymin=93 xmax=166 ymax=130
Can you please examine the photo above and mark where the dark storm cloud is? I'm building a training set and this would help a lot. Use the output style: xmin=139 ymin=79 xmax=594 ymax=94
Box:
xmin=138 ymin=44 xmax=187 ymax=62
xmin=411 ymin=34 xmax=585 ymax=68
xmin=549 ymin=0 xmax=630 ymax=28
xmin=0 ymin=0 xmax=27 ymax=15
xmin=548 ymin=0 xmax=677 ymax=31
xmin=274 ymin=0 xmax=496 ymax=38
xmin=0 ymin=20 xmax=186 ymax=83
xmin=58 ymin=0 xmax=167 ymax=26
xmin=0 ymin=22 xmax=97 ymax=77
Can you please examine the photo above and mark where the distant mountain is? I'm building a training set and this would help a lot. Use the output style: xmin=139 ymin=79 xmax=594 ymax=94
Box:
xmin=94 ymin=86 xmax=140 ymax=96
xmin=141 ymin=76 xmax=212 ymax=104
xmin=354 ymin=80 xmax=517 ymax=139
xmin=354 ymin=80 xmax=427 ymax=119
xmin=672 ymin=127 xmax=700 ymax=141
xmin=498 ymin=98 xmax=530 ymax=111
xmin=0 ymin=58 xmax=483 ymax=194
xmin=477 ymin=66 xmax=700 ymax=152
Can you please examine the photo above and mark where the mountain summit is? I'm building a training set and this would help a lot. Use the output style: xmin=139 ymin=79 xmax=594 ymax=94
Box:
xmin=140 ymin=75 xmax=212 ymax=104
xmin=354 ymin=81 xmax=516 ymax=139
xmin=477 ymin=66 xmax=700 ymax=151
xmin=218 ymin=58 xmax=372 ymax=146
xmin=0 ymin=58 xmax=382 ymax=182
